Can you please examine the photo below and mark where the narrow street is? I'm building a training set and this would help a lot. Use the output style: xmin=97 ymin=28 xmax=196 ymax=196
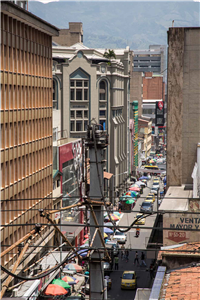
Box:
xmin=108 ymin=178 xmax=161 ymax=300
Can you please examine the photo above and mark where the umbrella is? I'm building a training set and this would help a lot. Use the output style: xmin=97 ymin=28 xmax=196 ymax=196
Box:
xmin=104 ymin=222 xmax=114 ymax=227
xmin=62 ymin=275 xmax=79 ymax=285
xmin=139 ymin=176 xmax=149 ymax=180
xmin=126 ymin=199 xmax=135 ymax=204
xmin=124 ymin=192 xmax=131 ymax=196
xmin=110 ymin=214 xmax=120 ymax=221
xmin=113 ymin=212 xmax=121 ymax=217
xmin=64 ymin=263 xmax=83 ymax=273
xmin=104 ymin=227 xmax=114 ymax=234
xmin=129 ymin=187 xmax=140 ymax=192
xmin=77 ymin=248 xmax=89 ymax=256
xmin=135 ymin=181 xmax=146 ymax=187
xmin=52 ymin=279 xmax=71 ymax=290
xmin=104 ymin=232 xmax=108 ymax=238
xmin=44 ymin=284 xmax=68 ymax=296
xmin=122 ymin=194 xmax=132 ymax=198
xmin=104 ymin=214 xmax=119 ymax=221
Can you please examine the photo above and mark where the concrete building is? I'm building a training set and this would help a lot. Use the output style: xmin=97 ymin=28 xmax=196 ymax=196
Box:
xmin=142 ymin=71 xmax=165 ymax=131
xmin=53 ymin=22 xmax=83 ymax=47
xmin=0 ymin=1 xmax=59 ymax=270
xmin=167 ymin=27 xmax=200 ymax=186
xmin=52 ymin=43 xmax=132 ymax=193
xmin=138 ymin=117 xmax=152 ymax=159
xmin=133 ymin=45 xmax=167 ymax=85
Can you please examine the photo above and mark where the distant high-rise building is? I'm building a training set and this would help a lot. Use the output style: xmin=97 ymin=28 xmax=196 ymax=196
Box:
xmin=0 ymin=1 xmax=59 ymax=271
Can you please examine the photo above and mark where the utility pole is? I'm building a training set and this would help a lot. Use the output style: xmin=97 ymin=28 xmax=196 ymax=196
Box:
xmin=85 ymin=124 xmax=108 ymax=300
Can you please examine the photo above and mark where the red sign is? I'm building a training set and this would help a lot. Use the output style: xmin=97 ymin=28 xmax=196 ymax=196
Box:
xmin=167 ymin=231 xmax=189 ymax=243
xmin=158 ymin=101 xmax=164 ymax=110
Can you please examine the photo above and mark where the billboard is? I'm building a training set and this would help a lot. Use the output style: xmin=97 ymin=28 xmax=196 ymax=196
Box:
xmin=155 ymin=101 xmax=164 ymax=126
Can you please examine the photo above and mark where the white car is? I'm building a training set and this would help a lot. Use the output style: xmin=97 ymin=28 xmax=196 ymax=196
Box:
xmin=151 ymin=186 xmax=159 ymax=195
xmin=113 ymin=230 xmax=127 ymax=244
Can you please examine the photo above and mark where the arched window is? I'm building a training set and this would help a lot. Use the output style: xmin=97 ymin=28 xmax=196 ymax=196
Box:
xmin=53 ymin=79 xmax=58 ymax=109
xmin=99 ymin=80 xmax=106 ymax=100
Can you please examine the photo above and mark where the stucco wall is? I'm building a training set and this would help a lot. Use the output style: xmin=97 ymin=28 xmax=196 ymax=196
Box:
xmin=167 ymin=28 xmax=200 ymax=186
xmin=167 ymin=28 xmax=185 ymax=186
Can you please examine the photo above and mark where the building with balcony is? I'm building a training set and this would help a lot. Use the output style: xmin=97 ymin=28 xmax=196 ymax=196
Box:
xmin=52 ymin=42 xmax=132 ymax=193
xmin=0 ymin=1 xmax=59 ymax=272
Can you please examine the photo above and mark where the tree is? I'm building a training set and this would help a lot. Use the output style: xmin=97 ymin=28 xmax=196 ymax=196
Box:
xmin=103 ymin=49 xmax=116 ymax=65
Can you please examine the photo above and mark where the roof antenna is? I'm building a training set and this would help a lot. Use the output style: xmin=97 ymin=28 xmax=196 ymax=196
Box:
xmin=172 ymin=20 xmax=174 ymax=27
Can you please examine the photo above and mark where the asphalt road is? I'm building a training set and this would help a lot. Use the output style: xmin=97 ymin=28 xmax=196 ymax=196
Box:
xmin=108 ymin=178 xmax=161 ymax=300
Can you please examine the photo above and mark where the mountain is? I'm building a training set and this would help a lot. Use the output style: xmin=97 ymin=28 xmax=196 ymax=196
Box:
xmin=28 ymin=1 xmax=200 ymax=49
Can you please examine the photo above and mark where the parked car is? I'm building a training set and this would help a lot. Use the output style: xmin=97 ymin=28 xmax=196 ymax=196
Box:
xmin=113 ymin=230 xmax=127 ymax=244
xmin=140 ymin=201 xmax=153 ymax=213
xmin=121 ymin=271 xmax=137 ymax=289
xmin=135 ymin=213 xmax=145 ymax=225
xmin=151 ymin=186 xmax=159 ymax=195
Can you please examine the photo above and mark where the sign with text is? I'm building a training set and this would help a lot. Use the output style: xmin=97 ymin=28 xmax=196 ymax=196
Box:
xmin=155 ymin=101 xmax=165 ymax=126
xmin=163 ymin=212 xmax=200 ymax=246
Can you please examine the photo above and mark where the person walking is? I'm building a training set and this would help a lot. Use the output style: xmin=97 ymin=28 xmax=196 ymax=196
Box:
xmin=125 ymin=249 xmax=129 ymax=262
xmin=140 ymin=251 xmax=147 ymax=267
xmin=134 ymin=251 xmax=139 ymax=266
xmin=121 ymin=244 xmax=125 ymax=259
xmin=114 ymin=255 xmax=119 ymax=270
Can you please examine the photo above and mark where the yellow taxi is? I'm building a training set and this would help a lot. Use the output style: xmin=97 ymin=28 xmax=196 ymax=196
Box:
xmin=135 ymin=213 xmax=145 ymax=225
xmin=145 ymin=195 xmax=154 ymax=203
xmin=121 ymin=271 xmax=137 ymax=289
xmin=153 ymin=178 xmax=159 ymax=183
xmin=148 ymin=192 xmax=155 ymax=202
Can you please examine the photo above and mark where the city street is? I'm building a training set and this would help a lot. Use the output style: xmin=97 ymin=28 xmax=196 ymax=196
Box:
xmin=108 ymin=178 xmax=160 ymax=300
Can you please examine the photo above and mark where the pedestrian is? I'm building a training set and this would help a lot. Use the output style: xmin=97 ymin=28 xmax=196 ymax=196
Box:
xmin=121 ymin=244 xmax=125 ymax=259
xmin=134 ymin=251 xmax=139 ymax=266
xmin=114 ymin=255 xmax=119 ymax=270
xmin=140 ymin=251 xmax=147 ymax=267
xmin=125 ymin=249 xmax=129 ymax=262
xmin=149 ymin=263 xmax=154 ymax=279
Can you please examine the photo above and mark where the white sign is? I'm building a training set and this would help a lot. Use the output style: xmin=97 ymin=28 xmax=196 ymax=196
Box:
xmin=54 ymin=212 xmax=61 ymax=220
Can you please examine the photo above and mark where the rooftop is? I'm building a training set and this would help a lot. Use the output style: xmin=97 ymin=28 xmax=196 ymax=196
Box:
xmin=160 ymin=265 xmax=200 ymax=300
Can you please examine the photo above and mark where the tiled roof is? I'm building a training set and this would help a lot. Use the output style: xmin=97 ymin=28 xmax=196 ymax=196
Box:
xmin=158 ymin=242 xmax=200 ymax=260
xmin=160 ymin=265 xmax=200 ymax=300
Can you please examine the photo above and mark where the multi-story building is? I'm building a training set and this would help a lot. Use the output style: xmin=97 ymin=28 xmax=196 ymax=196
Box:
xmin=167 ymin=27 xmax=200 ymax=187
xmin=52 ymin=42 xmax=132 ymax=193
xmin=133 ymin=45 xmax=167 ymax=84
xmin=138 ymin=117 xmax=152 ymax=159
xmin=142 ymin=71 xmax=165 ymax=131
xmin=0 ymin=1 xmax=59 ymax=271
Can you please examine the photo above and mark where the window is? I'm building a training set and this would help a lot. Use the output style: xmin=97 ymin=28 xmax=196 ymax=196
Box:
xmin=84 ymin=111 xmax=88 ymax=118
xmin=70 ymin=111 xmax=75 ymax=118
xmin=53 ymin=79 xmax=58 ymax=109
xmin=76 ymin=121 xmax=82 ymax=131
xmin=76 ymin=81 xmax=82 ymax=87
xmin=84 ymin=81 xmax=88 ymax=87
xmin=70 ymin=81 xmax=74 ymax=87
xmin=99 ymin=120 xmax=106 ymax=130
xmin=84 ymin=90 xmax=88 ymax=100
xmin=76 ymin=89 xmax=82 ymax=100
xmin=70 ymin=121 xmax=75 ymax=131
xmin=71 ymin=90 xmax=74 ymax=100
xmin=57 ymin=179 xmax=60 ymax=187
xmin=99 ymin=110 xmax=106 ymax=117
xmin=84 ymin=120 xmax=88 ymax=131
xmin=76 ymin=111 xmax=82 ymax=118
xmin=53 ymin=181 xmax=56 ymax=190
